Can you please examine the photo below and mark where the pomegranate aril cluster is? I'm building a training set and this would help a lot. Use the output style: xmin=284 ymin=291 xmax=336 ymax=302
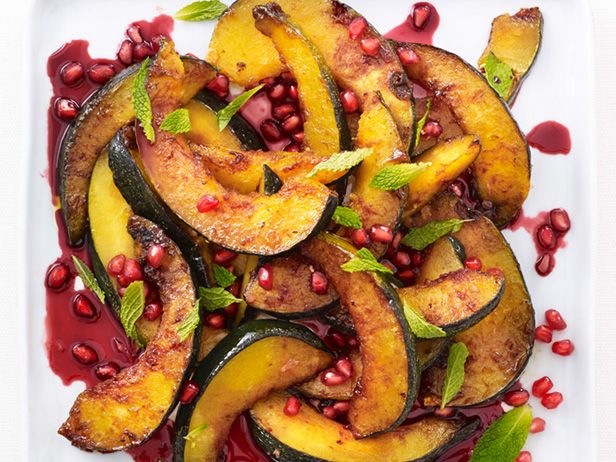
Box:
xmin=116 ymin=25 xmax=155 ymax=65
xmin=534 ymin=208 xmax=571 ymax=276
xmin=534 ymin=308 xmax=574 ymax=356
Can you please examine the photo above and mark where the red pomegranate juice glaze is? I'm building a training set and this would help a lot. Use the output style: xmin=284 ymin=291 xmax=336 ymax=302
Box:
xmin=526 ymin=121 xmax=571 ymax=155
xmin=127 ymin=419 xmax=175 ymax=462
xmin=239 ymin=93 xmax=291 ymax=151
xmin=384 ymin=2 xmax=440 ymax=45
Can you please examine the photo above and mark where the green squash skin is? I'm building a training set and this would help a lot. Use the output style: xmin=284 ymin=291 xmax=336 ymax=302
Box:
xmin=247 ymin=402 xmax=480 ymax=462
xmin=447 ymin=236 xmax=467 ymax=263
xmin=262 ymin=164 xmax=283 ymax=196
xmin=87 ymin=233 xmax=121 ymax=315
xmin=172 ymin=319 xmax=331 ymax=461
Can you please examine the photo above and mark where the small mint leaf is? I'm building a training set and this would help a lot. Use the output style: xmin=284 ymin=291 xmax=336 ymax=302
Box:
xmin=71 ymin=255 xmax=105 ymax=303
xmin=132 ymin=57 xmax=155 ymax=142
xmin=199 ymin=286 xmax=242 ymax=311
xmin=332 ymin=206 xmax=362 ymax=229
xmin=212 ymin=264 xmax=237 ymax=288
xmin=441 ymin=342 xmax=469 ymax=408
xmin=217 ymin=85 xmax=264 ymax=131
xmin=402 ymin=300 xmax=447 ymax=339
xmin=306 ymin=148 xmax=373 ymax=178
xmin=119 ymin=281 xmax=145 ymax=347
xmin=370 ymin=162 xmax=430 ymax=190
xmin=160 ymin=108 xmax=192 ymax=134
xmin=184 ymin=422 xmax=209 ymax=448
xmin=415 ymin=98 xmax=432 ymax=147
xmin=401 ymin=219 xmax=467 ymax=251
xmin=178 ymin=299 xmax=201 ymax=341
xmin=341 ymin=248 xmax=393 ymax=275
xmin=175 ymin=1 xmax=227 ymax=21
xmin=484 ymin=52 xmax=515 ymax=100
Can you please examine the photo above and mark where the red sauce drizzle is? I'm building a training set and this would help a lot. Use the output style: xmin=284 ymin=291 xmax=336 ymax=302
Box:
xmin=526 ymin=121 xmax=571 ymax=155
xmin=384 ymin=2 xmax=440 ymax=45
xmin=127 ymin=419 xmax=175 ymax=462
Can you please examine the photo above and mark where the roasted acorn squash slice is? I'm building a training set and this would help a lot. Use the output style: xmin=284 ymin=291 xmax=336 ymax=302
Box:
xmin=173 ymin=320 xmax=332 ymax=462
xmin=249 ymin=392 xmax=479 ymax=462
xmin=59 ymin=216 xmax=200 ymax=451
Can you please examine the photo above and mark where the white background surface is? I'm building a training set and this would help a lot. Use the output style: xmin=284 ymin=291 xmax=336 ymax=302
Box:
xmin=0 ymin=0 xmax=614 ymax=461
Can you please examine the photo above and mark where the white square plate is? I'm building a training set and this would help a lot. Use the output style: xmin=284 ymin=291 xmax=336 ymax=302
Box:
xmin=23 ymin=0 xmax=595 ymax=460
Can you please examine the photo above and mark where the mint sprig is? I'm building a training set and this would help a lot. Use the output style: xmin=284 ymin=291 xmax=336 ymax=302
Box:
xmin=484 ymin=52 xmax=514 ymax=100
xmin=469 ymin=405 xmax=532 ymax=462
xmin=341 ymin=248 xmax=393 ymax=275
xmin=217 ymin=85 xmax=264 ymax=131
xmin=415 ymin=98 xmax=432 ymax=146
xmin=370 ymin=163 xmax=429 ymax=190
xmin=401 ymin=219 xmax=467 ymax=251
xmin=160 ymin=108 xmax=192 ymax=134
xmin=332 ymin=206 xmax=362 ymax=229
xmin=71 ymin=255 xmax=105 ymax=303
xmin=212 ymin=264 xmax=237 ymax=288
xmin=175 ymin=1 xmax=227 ymax=21
xmin=440 ymin=342 xmax=469 ymax=408
xmin=178 ymin=299 xmax=201 ymax=341
xmin=132 ymin=57 xmax=155 ymax=142
xmin=199 ymin=286 xmax=242 ymax=311
xmin=306 ymin=148 xmax=373 ymax=179
xmin=119 ymin=281 xmax=145 ymax=347
xmin=402 ymin=300 xmax=446 ymax=339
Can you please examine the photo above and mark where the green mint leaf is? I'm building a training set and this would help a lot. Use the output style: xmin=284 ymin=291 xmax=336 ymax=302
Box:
xmin=470 ymin=405 xmax=533 ymax=462
xmin=414 ymin=98 xmax=432 ymax=147
xmin=175 ymin=0 xmax=227 ymax=21
xmin=199 ymin=286 xmax=242 ymax=311
xmin=402 ymin=300 xmax=447 ymax=339
xmin=178 ymin=299 xmax=201 ymax=341
xmin=341 ymin=248 xmax=393 ymax=275
xmin=160 ymin=108 xmax=192 ymax=134
xmin=119 ymin=281 xmax=145 ymax=347
xmin=401 ymin=219 xmax=467 ymax=251
xmin=484 ymin=52 xmax=514 ymax=100
xmin=132 ymin=57 xmax=155 ymax=142
xmin=332 ymin=206 xmax=362 ymax=229
xmin=370 ymin=162 xmax=430 ymax=190
xmin=306 ymin=148 xmax=373 ymax=178
xmin=212 ymin=264 xmax=237 ymax=288
xmin=441 ymin=342 xmax=469 ymax=408
xmin=217 ymin=85 xmax=264 ymax=131
xmin=184 ymin=422 xmax=209 ymax=448
xmin=71 ymin=255 xmax=105 ymax=303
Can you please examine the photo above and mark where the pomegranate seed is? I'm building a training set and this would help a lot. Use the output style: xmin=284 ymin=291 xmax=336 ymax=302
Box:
xmin=360 ymin=37 xmax=381 ymax=56
xmin=398 ymin=269 xmax=416 ymax=285
xmin=391 ymin=232 xmax=403 ymax=251
xmin=229 ymin=279 xmax=241 ymax=297
xmin=351 ymin=228 xmax=370 ymax=248
xmin=369 ymin=224 xmax=393 ymax=244
xmin=260 ymin=77 xmax=277 ymax=87
xmin=464 ymin=257 xmax=482 ymax=271
xmin=536 ymin=224 xmax=556 ymax=250
xmin=117 ymin=40 xmax=134 ymax=65
xmin=340 ymin=89 xmax=359 ymax=114
xmin=73 ymin=294 xmax=97 ymax=319
xmin=535 ymin=253 xmax=553 ymax=276
xmin=144 ymin=282 xmax=159 ymax=302
xmin=272 ymin=103 xmax=296 ymax=121
xmin=180 ymin=380 xmax=200 ymax=404
xmin=71 ymin=343 xmax=98 ymax=365
xmin=410 ymin=250 xmax=423 ymax=267
xmin=486 ymin=267 xmax=504 ymax=279
xmin=60 ymin=61 xmax=85 ymax=86
xmin=88 ymin=64 xmax=116 ymax=84
xmin=549 ymin=208 xmax=571 ymax=233
xmin=434 ymin=407 xmax=455 ymax=418
xmin=224 ymin=303 xmax=238 ymax=317
xmin=333 ymin=401 xmax=350 ymax=414
xmin=552 ymin=339 xmax=575 ymax=356
xmin=122 ymin=259 xmax=144 ymax=284
xmin=535 ymin=325 xmax=553 ymax=343
xmin=280 ymin=71 xmax=295 ymax=81
xmin=133 ymin=42 xmax=155 ymax=61
xmin=335 ymin=357 xmax=353 ymax=378
xmin=541 ymin=392 xmax=563 ymax=409
xmin=288 ymin=84 xmax=299 ymax=101
xmin=281 ymin=114 xmax=303 ymax=134
xmin=325 ymin=331 xmax=347 ymax=350
xmin=146 ymin=244 xmax=165 ymax=269
xmin=144 ymin=302 xmax=163 ymax=321
xmin=126 ymin=25 xmax=143 ymax=43
xmin=504 ymin=389 xmax=530 ymax=407
xmin=348 ymin=16 xmax=367 ymax=40
xmin=46 ymin=262 xmax=70 ymax=290
xmin=381 ymin=259 xmax=397 ymax=273
xmin=321 ymin=368 xmax=347 ymax=386
xmin=449 ymin=181 xmax=465 ymax=198
xmin=310 ymin=271 xmax=329 ymax=295
xmin=268 ymin=83 xmax=287 ymax=101
xmin=396 ymin=47 xmax=420 ymax=65
xmin=284 ymin=396 xmax=302 ymax=416
xmin=412 ymin=4 xmax=432 ymax=30
xmin=393 ymin=251 xmax=411 ymax=268
xmin=421 ymin=120 xmax=443 ymax=138
xmin=206 ymin=313 xmax=226 ymax=329
xmin=95 ymin=362 xmax=120 ymax=381
xmin=197 ymin=195 xmax=220 ymax=213
xmin=206 ymin=74 xmax=230 ymax=99
xmin=260 ymin=119 xmax=283 ymax=142
xmin=532 ymin=376 xmax=554 ymax=398
xmin=107 ymin=254 xmax=126 ymax=276
xmin=322 ymin=406 xmax=337 ymax=419
xmin=258 ymin=264 xmax=274 ymax=290
xmin=345 ymin=335 xmax=358 ymax=348
xmin=530 ymin=417 xmax=546 ymax=434
xmin=213 ymin=249 xmax=238 ymax=265
xmin=545 ymin=309 xmax=567 ymax=330
xmin=291 ymin=131 xmax=305 ymax=144
xmin=55 ymin=98 xmax=79 ymax=120
xmin=516 ymin=451 xmax=532 ymax=462
xmin=287 ymin=142 xmax=301 ymax=152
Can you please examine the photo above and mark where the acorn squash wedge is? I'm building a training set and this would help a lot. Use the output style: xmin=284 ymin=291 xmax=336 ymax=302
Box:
xmin=59 ymin=216 xmax=200 ymax=451
xmin=249 ymin=392 xmax=480 ymax=462
xmin=173 ymin=319 xmax=332 ymax=462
